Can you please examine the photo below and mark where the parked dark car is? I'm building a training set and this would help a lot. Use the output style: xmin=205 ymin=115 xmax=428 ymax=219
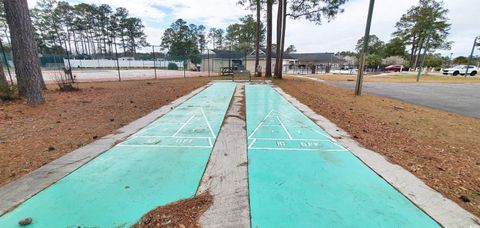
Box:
xmin=385 ymin=65 xmax=403 ymax=72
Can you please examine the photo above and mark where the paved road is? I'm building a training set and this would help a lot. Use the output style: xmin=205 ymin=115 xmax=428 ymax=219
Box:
xmin=327 ymin=81 xmax=480 ymax=119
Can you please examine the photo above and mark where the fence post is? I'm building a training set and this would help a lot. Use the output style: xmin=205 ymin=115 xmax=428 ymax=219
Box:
xmin=152 ymin=46 xmax=157 ymax=79
xmin=207 ymin=49 xmax=210 ymax=77
xmin=114 ymin=42 xmax=121 ymax=81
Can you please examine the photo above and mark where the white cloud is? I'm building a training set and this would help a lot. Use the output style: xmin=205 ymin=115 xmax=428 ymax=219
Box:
xmin=285 ymin=0 xmax=417 ymax=53
xmin=26 ymin=0 xmax=480 ymax=57
xmin=143 ymin=26 xmax=164 ymax=45
xmin=281 ymin=0 xmax=479 ymax=57
xmin=154 ymin=0 xmax=250 ymax=28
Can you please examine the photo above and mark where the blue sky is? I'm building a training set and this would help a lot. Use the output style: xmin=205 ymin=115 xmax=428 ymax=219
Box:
xmin=27 ymin=0 xmax=480 ymax=57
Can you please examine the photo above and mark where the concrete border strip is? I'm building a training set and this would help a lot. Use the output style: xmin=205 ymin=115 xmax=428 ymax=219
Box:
xmin=272 ymin=85 xmax=480 ymax=228
xmin=0 ymin=83 xmax=212 ymax=216
xmin=197 ymin=83 xmax=251 ymax=228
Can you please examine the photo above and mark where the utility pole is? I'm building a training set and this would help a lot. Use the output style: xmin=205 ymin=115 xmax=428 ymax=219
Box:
xmin=417 ymin=34 xmax=431 ymax=82
xmin=354 ymin=0 xmax=375 ymax=96
xmin=465 ymin=36 xmax=478 ymax=77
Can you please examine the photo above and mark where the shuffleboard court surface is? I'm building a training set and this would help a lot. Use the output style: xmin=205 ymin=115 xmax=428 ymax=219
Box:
xmin=246 ymin=84 xmax=439 ymax=227
xmin=0 ymin=82 xmax=236 ymax=227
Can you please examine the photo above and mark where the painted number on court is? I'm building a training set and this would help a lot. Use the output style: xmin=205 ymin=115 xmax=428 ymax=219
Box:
xmin=300 ymin=141 xmax=320 ymax=148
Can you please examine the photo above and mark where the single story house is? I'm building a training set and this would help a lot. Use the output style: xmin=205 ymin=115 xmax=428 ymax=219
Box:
xmin=198 ymin=49 xmax=249 ymax=72
xmin=245 ymin=49 xmax=296 ymax=73
xmin=195 ymin=49 xmax=346 ymax=74
xmin=288 ymin=53 xmax=345 ymax=73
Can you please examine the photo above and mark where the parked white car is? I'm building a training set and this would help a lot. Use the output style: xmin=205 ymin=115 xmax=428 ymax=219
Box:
xmin=442 ymin=65 xmax=478 ymax=76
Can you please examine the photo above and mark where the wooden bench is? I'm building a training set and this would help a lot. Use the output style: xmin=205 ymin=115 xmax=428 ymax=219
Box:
xmin=221 ymin=67 xmax=234 ymax=76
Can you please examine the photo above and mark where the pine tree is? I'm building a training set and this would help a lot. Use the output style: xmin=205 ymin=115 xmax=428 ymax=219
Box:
xmin=4 ymin=0 xmax=44 ymax=105
xmin=392 ymin=0 xmax=451 ymax=69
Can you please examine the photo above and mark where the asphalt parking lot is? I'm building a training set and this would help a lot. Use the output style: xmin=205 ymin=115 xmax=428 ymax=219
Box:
xmin=327 ymin=81 xmax=480 ymax=119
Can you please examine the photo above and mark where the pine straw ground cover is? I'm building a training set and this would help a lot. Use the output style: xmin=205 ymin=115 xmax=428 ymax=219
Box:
xmin=275 ymin=77 xmax=480 ymax=217
xmin=132 ymin=192 xmax=213 ymax=228
xmin=0 ymin=77 xmax=210 ymax=187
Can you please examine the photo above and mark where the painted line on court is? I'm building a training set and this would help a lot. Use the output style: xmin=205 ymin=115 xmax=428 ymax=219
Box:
xmin=172 ymin=115 xmax=196 ymax=137
xmin=0 ymin=82 xmax=236 ymax=227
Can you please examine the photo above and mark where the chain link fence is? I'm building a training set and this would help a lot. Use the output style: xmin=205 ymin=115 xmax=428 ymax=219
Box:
xmin=0 ymin=41 xmax=263 ymax=84
xmin=2 ymin=40 xmax=354 ymax=85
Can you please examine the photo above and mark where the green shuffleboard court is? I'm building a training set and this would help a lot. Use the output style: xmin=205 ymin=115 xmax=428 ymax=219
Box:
xmin=246 ymin=84 xmax=439 ymax=228
xmin=0 ymin=82 xmax=236 ymax=227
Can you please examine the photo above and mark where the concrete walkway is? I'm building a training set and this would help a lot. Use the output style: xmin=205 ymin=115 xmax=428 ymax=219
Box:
xmin=0 ymin=82 xmax=478 ymax=227
xmin=197 ymin=84 xmax=250 ymax=227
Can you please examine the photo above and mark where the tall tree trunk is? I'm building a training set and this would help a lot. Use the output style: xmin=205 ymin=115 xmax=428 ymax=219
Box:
xmin=84 ymin=34 xmax=89 ymax=55
xmin=80 ymin=33 xmax=86 ymax=54
xmin=4 ymin=0 xmax=44 ymax=105
xmin=121 ymin=33 xmax=127 ymax=55
xmin=54 ymin=28 xmax=64 ymax=54
xmin=278 ymin=0 xmax=287 ymax=79
xmin=255 ymin=0 xmax=260 ymax=77
xmin=72 ymin=32 xmax=79 ymax=55
xmin=275 ymin=0 xmax=283 ymax=78
xmin=89 ymin=32 xmax=96 ymax=55
xmin=266 ymin=0 xmax=273 ymax=77
xmin=66 ymin=27 xmax=74 ymax=58
xmin=409 ymin=36 xmax=416 ymax=69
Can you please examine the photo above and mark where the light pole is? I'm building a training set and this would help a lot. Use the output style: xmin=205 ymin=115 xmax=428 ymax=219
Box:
xmin=354 ymin=0 xmax=375 ymax=96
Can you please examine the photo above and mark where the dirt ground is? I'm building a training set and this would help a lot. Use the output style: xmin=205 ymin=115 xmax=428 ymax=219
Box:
xmin=132 ymin=192 xmax=213 ymax=228
xmin=0 ymin=77 xmax=210 ymax=187
xmin=275 ymin=77 xmax=480 ymax=217
xmin=296 ymin=73 xmax=480 ymax=83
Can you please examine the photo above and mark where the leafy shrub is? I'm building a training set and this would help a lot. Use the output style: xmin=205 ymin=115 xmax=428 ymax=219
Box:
xmin=54 ymin=71 xmax=78 ymax=92
xmin=0 ymin=83 xmax=18 ymax=101
xmin=168 ymin=63 xmax=178 ymax=70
